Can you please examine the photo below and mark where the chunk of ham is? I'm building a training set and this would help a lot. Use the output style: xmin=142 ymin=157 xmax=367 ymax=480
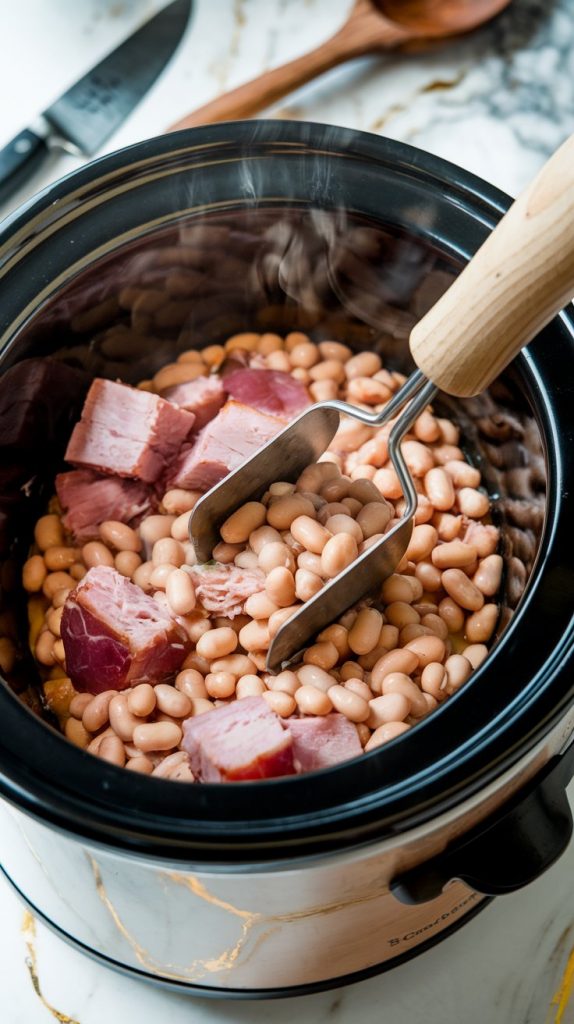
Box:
xmin=182 ymin=696 xmax=294 ymax=781
xmin=169 ymin=401 xmax=283 ymax=491
xmin=287 ymin=714 xmax=362 ymax=773
xmin=188 ymin=563 xmax=264 ymax=618
xmin=61 ymin=566 xmax=189 ymax=694
xmin=224 ymin=368 xmax=310 ymax=419
xmin=56 ymin=469 xmax=154 ymax=543
xmin=163 ymin=375 xmax=226 ymax=432
xmin=65 ymin=378 xmax=196 ymax=483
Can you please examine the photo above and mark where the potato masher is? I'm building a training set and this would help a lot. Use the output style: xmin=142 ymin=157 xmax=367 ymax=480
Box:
xmin=189 ymin=133 xmax=574 ymax=671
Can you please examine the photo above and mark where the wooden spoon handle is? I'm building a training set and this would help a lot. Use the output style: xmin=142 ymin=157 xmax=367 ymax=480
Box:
xmin=167 ymin=0 xmax=410 ymax=132
xmin=409 ymin=133 xmax=574 ymax=397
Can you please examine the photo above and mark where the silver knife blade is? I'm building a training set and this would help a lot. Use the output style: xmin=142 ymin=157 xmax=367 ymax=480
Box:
xmin=44 ymin=0 xmax=192 ymax=156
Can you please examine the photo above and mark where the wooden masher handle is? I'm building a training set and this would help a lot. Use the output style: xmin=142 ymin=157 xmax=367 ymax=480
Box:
xmin=410 ymin=133 xmax=574 ymax=396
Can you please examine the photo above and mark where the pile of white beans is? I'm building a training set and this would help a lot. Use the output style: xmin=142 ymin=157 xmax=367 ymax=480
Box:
xmin=23 ymin=330 xmax=502 ymax=778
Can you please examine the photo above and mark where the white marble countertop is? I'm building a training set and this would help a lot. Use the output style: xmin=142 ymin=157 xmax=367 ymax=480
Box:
xmin=1 ymin=0 xmax=574 ymax=1020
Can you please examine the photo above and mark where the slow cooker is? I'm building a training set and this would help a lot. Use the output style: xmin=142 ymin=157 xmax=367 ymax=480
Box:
xmin=0 ymin=120 xmax=573 ymax=998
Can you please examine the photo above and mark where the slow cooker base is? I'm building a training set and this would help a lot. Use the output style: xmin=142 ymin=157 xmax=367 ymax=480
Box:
xmin=1 ymin=864 xmax=492 ymax=1000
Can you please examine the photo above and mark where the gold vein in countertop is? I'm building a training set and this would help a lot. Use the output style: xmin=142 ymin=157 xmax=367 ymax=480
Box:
xmin=369 ymin=67 xmax=469 ymax=134
xmin=21 ymin=912 xmax=81 ymax=1024
xmin=547 ymin=940 xmax=574 ymax=1024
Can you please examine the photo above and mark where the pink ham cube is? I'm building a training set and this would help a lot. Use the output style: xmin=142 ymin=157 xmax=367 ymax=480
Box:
xmin=163 ymin=375 xmax=226 ymax=431
xmin=169 ymin=400 xmax=283 ymax=491
xmin=287 ymin=714 xmax=362 ymax=773
xmin=56 ymin=469 xmax=154 ymax=543
xmin=61 ymin=566 xmax=189 ymax=694
xmin=65 ymin=378 xmax=196 ymax=483
xmin=182 ymin=696 xmax=295 ymax=781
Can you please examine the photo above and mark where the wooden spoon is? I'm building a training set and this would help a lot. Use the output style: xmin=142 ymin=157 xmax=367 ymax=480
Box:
xmin=167 ymin=0 xmax=511 ymax=132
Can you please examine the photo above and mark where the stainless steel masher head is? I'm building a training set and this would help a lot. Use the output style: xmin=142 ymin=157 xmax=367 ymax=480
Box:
xmin=189 ymin=133 xmax=574 ymax=670
xmin=190 ymin=371 xmax=435 ymax=670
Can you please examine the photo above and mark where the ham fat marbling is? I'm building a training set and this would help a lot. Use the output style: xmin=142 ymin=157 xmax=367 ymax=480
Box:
xmin=61 ymin=566 xmax=190 ymax=694
xmin=187 ymin=563 xmax=265 ymax=618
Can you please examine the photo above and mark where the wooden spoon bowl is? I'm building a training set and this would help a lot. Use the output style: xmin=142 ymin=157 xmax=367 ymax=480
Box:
xmin=377 ymin=0 xmax=511 ymax=36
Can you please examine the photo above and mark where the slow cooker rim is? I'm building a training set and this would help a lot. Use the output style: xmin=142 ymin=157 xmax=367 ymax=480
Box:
xmin=0 ymin=120 xmax=573 ymax=859
xmin=0 ymin=119 xmax=512 ymax=250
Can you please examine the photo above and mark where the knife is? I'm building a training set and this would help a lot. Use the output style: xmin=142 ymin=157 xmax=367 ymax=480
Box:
xmin=0 ymin=0 xmax=192 ymax=204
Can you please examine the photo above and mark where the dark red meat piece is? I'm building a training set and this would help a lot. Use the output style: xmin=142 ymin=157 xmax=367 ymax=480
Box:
xmin=287 ymin=714 xmax=362 ymax=773
xmin=163 ymin=375 xmax=226 ymax=431
xmin=224 ymin=368 xmax=310 ymax=419
xmin=0 ymin=358 xmax=89 ymax=451
xmin=65 ymin=378 xmax=196 ymax=483
xmin=169 ymin=401 xmax=283 ymax=491
xmin=188 ymin=563 xmax=264 ymax=617
xmin=0 ymin=358 xmax=89 ymax=558
xmin=182 ymin=696 xmax=294 ymax=781
xmin=56 ymin=469 xmax=154 ymax=543
xmin=61 ymin=566 xmax=189 ymax=694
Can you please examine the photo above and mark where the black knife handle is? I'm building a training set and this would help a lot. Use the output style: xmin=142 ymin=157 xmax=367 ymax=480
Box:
xmin=0 ymin=129 xmax=49 ymax=207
